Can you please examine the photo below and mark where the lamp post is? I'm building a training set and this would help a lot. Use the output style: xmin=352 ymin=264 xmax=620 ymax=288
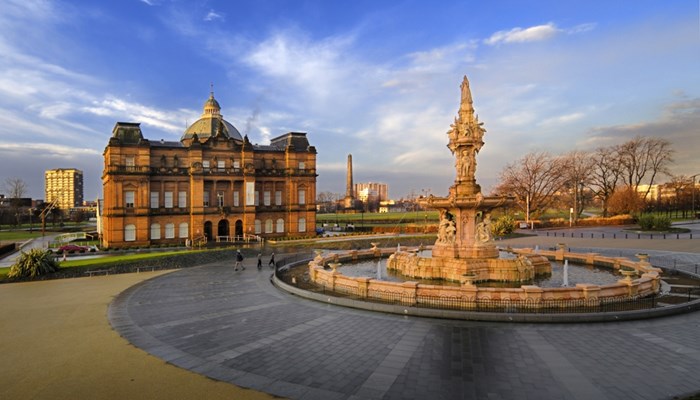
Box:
xmin=692 ymin=174 xmax=700 ymax=220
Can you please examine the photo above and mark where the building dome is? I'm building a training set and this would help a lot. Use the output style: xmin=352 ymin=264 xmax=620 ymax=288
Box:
xmin=181 ymin=92 xmax=243 ymax=142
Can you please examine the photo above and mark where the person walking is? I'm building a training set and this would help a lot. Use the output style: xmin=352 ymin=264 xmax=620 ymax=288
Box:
xmin=234 ymin=250 xmax=245 ymax=271
xmin=257 ymin=253 xmax=263 ymax=270
xmin=268 ymin=252 xmax=275 ymax=269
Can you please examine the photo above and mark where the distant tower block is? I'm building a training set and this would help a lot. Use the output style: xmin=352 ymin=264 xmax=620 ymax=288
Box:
xmin=344 ymin=154 xmax=355 ymax=209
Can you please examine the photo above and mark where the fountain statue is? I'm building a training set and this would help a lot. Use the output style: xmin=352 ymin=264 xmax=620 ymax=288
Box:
xmin=388 ymin=76 xmax=551 ymax=283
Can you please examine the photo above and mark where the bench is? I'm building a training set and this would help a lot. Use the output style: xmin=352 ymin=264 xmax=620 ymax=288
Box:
xmin=84 ymin=270 xmax=110 ymax=277
xmin=136 ymin=266 xmax=157 ymax=273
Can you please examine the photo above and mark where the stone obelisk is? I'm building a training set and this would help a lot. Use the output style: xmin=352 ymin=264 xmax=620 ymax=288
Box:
xmin=344 ymin=154 xmax=355 ymax=209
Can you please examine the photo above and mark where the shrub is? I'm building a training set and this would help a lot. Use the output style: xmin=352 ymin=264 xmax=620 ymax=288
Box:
xmin=637 ymin=214 xmax=672 ymax=231
xmin=491 ymin=214 xmax=516 ymax=236
xmin=8 ymin=249 xmax=60 ymax=279
xmin=654 ymin=215 xmax=671 ymax=231
xmin=637 ymin=214 xmax=655 ymax=230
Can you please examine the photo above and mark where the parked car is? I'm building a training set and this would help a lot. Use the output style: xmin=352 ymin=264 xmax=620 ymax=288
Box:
xmin=56 ymin=244 xmax=90 ymax=254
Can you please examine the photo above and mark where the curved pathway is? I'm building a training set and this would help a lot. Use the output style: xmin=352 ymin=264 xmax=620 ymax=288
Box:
xmin=110 ymin=245 xmax=700 ymax=400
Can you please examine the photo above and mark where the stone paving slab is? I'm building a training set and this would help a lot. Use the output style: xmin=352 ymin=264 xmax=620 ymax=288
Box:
xmin=110 ymin=254 xmax=700 ymax=400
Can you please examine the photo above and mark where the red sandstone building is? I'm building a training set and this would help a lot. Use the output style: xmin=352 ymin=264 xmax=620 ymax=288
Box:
xmin=101 ymin=93 xmax=317 ymax=248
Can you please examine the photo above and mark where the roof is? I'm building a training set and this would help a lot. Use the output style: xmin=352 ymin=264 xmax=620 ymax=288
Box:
xmin=180 ymin=93 xmax=243 ymax=142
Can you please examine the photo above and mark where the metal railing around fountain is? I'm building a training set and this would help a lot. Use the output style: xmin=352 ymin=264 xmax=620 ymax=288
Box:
xmin=316 ymin=285 xmax=663 ymax=314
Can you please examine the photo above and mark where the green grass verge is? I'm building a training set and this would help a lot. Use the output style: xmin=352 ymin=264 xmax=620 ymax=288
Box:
xmin=0 ymin=231 xmax=45 ymax=242
xmin=317 ymin=211 xmax=440 ymax=224
xmin=58 ymin=250 xmax=206 ymax=269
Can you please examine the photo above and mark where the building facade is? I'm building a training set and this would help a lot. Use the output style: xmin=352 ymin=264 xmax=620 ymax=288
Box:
xmin=354 ymin=182 xmax=388 ymax=203
xmin=101 ymin=93 xmax=317 ymax=248
xmin=45 ymin=168 xmax=84 ymax=211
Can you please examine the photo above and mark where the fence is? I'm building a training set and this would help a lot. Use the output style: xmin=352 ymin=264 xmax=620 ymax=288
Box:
xmin=543 ymin=231 xmax=696 ymax=240
xmin=311 ymin=284 xmax=662 ymax=314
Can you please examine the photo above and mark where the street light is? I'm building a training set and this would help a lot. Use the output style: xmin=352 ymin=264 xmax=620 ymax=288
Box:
xmin=692 ymin=174 xmax=700 ymax=220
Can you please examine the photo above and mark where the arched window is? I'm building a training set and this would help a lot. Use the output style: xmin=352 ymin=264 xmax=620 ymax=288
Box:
xmin=125 ymin=224 xmax=136 ymax=242
xmin=276 ymin=218 xmax=284 ymax=233
xmin=254 ymin=219 xmax=261 ymax=234
xmin=298 ymin=218 xmax=306 ymax=232
xmin=178 ymin=222 xmax=188 ymax=238
xmin=265 ymin=219 xmax=273 ymax=233
xmin=165 ymin=223 xmax=175 ymax=239
xmin=150 ymin=223 xmax=161 ymax=240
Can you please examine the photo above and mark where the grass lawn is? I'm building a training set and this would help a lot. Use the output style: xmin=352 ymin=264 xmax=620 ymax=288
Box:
xmin=317 ymin=211 xmax=440 ymax=224
xmin=0 ymin=249 xmax=209 ymax=281
xmin=0 ymin=231 xmax=44 ymax=242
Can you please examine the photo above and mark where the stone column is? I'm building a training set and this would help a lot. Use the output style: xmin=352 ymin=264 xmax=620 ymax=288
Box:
xmin=357 ymin=277 xmax=371 ymax=298
xmin=401 ymin=281 xmax=418 ymax=306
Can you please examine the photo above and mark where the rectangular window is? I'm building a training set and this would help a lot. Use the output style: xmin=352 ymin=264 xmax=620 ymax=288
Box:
xmin=165 ymin=223 xmax=175 ymax=239
xmin=178 ymin=223 xmax=188 ymax=238
xmin=254 ymin=191 xmax=259 ymax=206
xmin=151 ymin=224 xmax=161 ymax=240
xmin=150 ymin=192 xmax=159 ymax=208
xmin=202 ymin=160 xmax=210 ymax=169
xmin=164 ymin=192 xmax=173 ymax=208
xmin=217 ymin=191 xmax=224 ymax=207
xmin=264 ymin=191 xmax=271 ymax=206
xmin=298 ymin=218 xmax=306 ymax=232
xmin=178 ymin=191 xmax=187 ymax=208
xmin=233 ymin=191 xmax=239 ymax=207
xmin=298 ymin=189 xmax=306 ymax=205
xmin=125 ymin=191 xmax=135 ymax=208
xmin=233 ymin=160 xmax=240 ymax=169
xmin=125 ymin=156 xmax=135 ymax=167
xmin=203 ymin=191 xmax=210 ymax=207
xmin=218 ymin=160 xmax=225 ymax=171
xmin=245 ymin=182 xmax=255 ymax=205
xmin=275 ymin=191 xmax=282 ymax=206
xmin=299 ymin=161 xmax=305 ymax=170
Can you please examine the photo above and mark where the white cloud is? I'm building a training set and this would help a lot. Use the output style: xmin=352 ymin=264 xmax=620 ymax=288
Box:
xmin=204 ymin=10 xmax=224 ymax=22
xmin=484 ymin=22 xmax=595 ymax=46
xmin=0 ymin=141 xmax=100 ymax=158
xmin=244 ymin=30 xmax=356 ymax=102
xmin=539 ymin=112 xmax=585 ymax=127
xmin=485 ymin=23 xmax=560 ymax=45
xmin=82 ymin=97 xmax=197 ymax=135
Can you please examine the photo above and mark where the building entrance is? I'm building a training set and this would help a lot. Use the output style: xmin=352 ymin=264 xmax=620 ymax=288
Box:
xmin=218 ymin=219 xmax=229 ymax=239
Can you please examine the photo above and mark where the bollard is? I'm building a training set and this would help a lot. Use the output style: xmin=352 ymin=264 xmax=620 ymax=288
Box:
xmin=591 ymin=233 xmax=593 ymax=238
xmin=676 ymin=234 xmax=679 ymax=239
xmin=663 ymin=234 xmax=666 ymax=239
xmin=638 ymin=234 xmax=640 ymax=239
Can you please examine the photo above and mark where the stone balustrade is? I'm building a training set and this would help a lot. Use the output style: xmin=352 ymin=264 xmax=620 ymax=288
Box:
xmin=307 ymin=246 xmax=661 ymax=309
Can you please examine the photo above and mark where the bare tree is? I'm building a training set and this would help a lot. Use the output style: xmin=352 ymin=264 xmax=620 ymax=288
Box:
xmin=617 ymin=136 xmax=674 ymax=199
xmin=664 ymin=175 xmax=694 ymax=218
xmin=3 ymin=177 xmax=28 ymax=227
xmin=589 ymin=146 xmax=622 ymax=217
xmin=560 ymin=150 xmax=596 ymax=221
xmin=3 ymin=177 xmax=28 ymax=200
xmin=495 ymin=151 xmax=567 ymax=221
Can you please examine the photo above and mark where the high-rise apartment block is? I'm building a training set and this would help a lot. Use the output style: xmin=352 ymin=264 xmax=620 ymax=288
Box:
xmin=354 ymin=182 xmax=388 ymax=203
xmin=45 ymin=168 xmax=84 ymax=210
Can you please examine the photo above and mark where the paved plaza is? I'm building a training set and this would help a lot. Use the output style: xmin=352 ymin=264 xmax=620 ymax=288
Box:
xmin=2 ymin=231 xmax=700 ymax=400
xmin=109 ymin=235 xmax=700 ymax=400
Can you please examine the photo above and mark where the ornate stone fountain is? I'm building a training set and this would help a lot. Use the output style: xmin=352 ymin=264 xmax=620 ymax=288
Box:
xmin=387 ymin=76 xmax=551 ymax=283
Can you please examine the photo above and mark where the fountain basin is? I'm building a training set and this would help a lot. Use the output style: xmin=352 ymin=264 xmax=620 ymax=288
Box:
xmin=307 ymin=245 xmax=662 ymax=309
xmin=387 ymin=250 xmax=551 ymax=283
